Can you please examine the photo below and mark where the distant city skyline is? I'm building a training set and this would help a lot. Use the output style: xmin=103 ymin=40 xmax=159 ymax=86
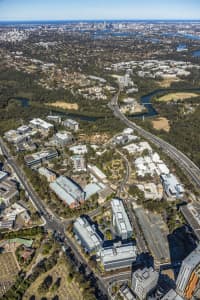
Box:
xmin=0 ymin=0 xmax=200 ymax=21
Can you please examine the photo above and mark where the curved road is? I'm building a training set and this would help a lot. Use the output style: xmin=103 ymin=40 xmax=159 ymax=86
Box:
xmin=109 ymin=92 xmax=200 ymax=190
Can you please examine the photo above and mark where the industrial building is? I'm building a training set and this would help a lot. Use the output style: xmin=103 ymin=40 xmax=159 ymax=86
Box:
xmin=111 ymin=198 xmax=133 ymax=240
xmin=131 ymin=267 xmax=159 ymax=300
xmin=29 ymin=118 xmax=54 ymax=131
xmin=63 ymin=119 xmax=79 ymax=131
xmin=24 ymin=149 xmax=58 ymax=167
xmin=54 ymin=131 xmax=73 ymax=147
xmin=161 ymin=173 xmax=184 ymax=198
xmin=73 ymin=216 xmax=103 ymax=253
xmin=99 ymin=242 xmax=137 ymax=271
xmin=50 ymin=176 xmax=85 ymax=208
xmin=176 ymin=244 xmax=200 ymax=299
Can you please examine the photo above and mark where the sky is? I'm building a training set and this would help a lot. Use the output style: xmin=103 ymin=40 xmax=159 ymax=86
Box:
xmin=0 ymin=0 xmax=200 ymax=21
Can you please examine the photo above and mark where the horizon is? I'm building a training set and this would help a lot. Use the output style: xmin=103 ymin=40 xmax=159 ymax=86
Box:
xmin=0 ymin=0 xmax=200 ymax=22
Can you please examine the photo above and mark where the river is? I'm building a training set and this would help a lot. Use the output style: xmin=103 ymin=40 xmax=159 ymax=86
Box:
xmin=14 ymin=88 xmax=200 ymax=121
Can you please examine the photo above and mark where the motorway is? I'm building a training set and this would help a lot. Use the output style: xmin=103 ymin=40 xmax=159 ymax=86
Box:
xmin=109 ymin=92 xmax=200 ymax=190
xmin=0 ymin=137 xmax=109 ymax=299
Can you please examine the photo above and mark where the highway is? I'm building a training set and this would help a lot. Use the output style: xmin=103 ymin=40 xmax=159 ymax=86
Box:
xmin=0 ymin=137 xmax=109 ymax=299
xmin=109 ymin=92 xmax=200 ymax=190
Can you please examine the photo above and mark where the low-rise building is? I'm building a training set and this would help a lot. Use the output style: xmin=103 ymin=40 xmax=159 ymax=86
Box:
xmin=29 ymin=118 xmax=53 ymax=132
xmin=63 ymin=119 xmax=79 ymax=131
xmin=47 ymin=115 xmax=62 ymax=123
xmin=24 ymin=149 xmax=58 ymax=167
xmin=119 ymin=285 xmax=136 ymax=300
xmin=131 ymin=267 xmax=159 ymax=300
xmin=73 ymin=216 xmax=103 ymax=253
xmin=71 ymin=155 xmax=86 ymax=172
xmin=111 ymin=198 xmax=133 ymax=240
xmin=161 ymin=173 xmax=184 ymax=198
xmin=99 ymin=242 xmax=137 ymax=271
xmin=69 ymin=144 xmax=88 ymax=155
xmin=54 ymin=131 xmax=73 ymax=147
xmin=88 ymin=164 xmax=107 ymax=183
xmin=0 ymin=171 xmax=8 ymax=182
xmin=0 ymin=180 xmax=18 ymax=206
xmin=50 ymin=176 xmax=85 ymax=208
xmin=38 ymin=167 xmax=56 ymax=182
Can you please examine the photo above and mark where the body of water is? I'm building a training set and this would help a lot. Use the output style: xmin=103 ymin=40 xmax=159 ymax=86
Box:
xmin=15 ymin=87 xmax=200 ymax=121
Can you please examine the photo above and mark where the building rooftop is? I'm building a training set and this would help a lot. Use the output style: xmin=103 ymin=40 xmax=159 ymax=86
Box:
xmin=111 ymin=198 xmax=132 ymax=235
xmin=180 ymin=203 xmax=200 ymax=241
xmin=50 ymin=176 xmax=85 ymax=206
xmin=100 ymin=243 xmax=137 ymax=264
xmin=73 ymin=217 xmax=103 ymax=251
xmin=29 ymin=118 xmax=53 ymax=130
xmin=133 ymin=267 xmax=159 ymax=289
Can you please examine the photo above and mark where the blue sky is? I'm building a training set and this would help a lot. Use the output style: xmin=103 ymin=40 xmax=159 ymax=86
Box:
xmin=0 ymin=0 xmax=200 ymax=21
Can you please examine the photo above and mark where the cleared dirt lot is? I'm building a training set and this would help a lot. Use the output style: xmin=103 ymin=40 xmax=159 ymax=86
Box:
xmin=47 ymin=101 xmax=79 ymax=110
xmin=152 ymin=117 xmax=170 ymax=132
xmin=157 ymin=92 xmax=199 ymax=102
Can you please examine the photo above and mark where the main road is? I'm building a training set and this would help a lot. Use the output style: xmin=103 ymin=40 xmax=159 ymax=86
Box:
xmin=109 ymin=92 xmax=200 ymax=189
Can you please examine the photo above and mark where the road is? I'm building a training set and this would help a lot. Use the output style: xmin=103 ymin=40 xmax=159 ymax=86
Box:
xmin=0 ymin=137 xmax=109 ymax=299
xmin=109 ymin=92 xmax=200 ymax=189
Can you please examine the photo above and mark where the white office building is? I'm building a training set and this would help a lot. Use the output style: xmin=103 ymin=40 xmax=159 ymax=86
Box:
xmin=111 ymin=198 xmax=133 ymax=240
xmin=99 ymin=243 xmax=137 ymax=271
xmin=54 ymin=131 xmax=73 ymax=146
xmin=176 ymin=244 xmax=200 ymax=297
xmin=131 ymin=267 xmax=159 ymax=300
xmin=63 ymin=119 xmax=79 ymax=131
xmin=29 ymin=118 xmax=54 ymax=131
xmin=73 ymin=216 xmax=103 ymax=253
xmin=161 ymin=173 xmax=184 ymax=198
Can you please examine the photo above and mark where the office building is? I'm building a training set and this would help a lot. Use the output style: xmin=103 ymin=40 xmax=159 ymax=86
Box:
xmin=50 ymin=176 xmax=85 ymax=208
xmin=24 ymin=149 xmax=58 ymax=167
xmin=87 ymin=164 xmax=107 ymax=182
xmin=0 ymin=171 xmax=8 ymax=182
xmin=99 ymin=242 xmax=137 ymax=271
xmin=69 ymin=144 xmax=88 ymax=155
xmin=111 ymin=198 xmax=133 ymax=240
xmin=73 ymin=216 xmax=103 ymax=253
xmin=176 ymin=244 xmax=200 ymax=298
xmin=38 ymin=167 xmax=56 ymax=182
xmin=71 ymin=155 xmax=86 ymax=172
xmin=161 ymin=173 xmax=184 ymax=198
xmin=63 ymin=119 xmax=79 ymax=131
xmin=131 ymin=267 xmax=159 ymax=300
xmin=54 ymin=131 xmax=73 ymax=147
xmin=17 ymin=125 xmax=31 ymax=134
xmin=47 ymin=115 xmax=61 ymax=123
xmin=0 ymin=180 xmax=18 ymax=206
xmin=29 ymin=118 xmax=53 ymax=131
